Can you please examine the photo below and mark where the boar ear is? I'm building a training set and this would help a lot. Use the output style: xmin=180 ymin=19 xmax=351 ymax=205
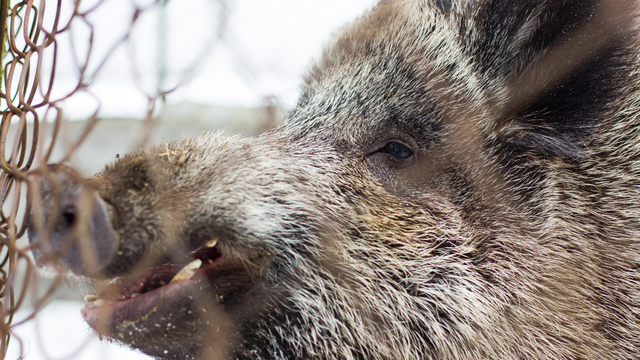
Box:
xmin=469 ymin=0 xmax=634 ymax=81
xmin=467 ymin=0 xmax=637 ymax=162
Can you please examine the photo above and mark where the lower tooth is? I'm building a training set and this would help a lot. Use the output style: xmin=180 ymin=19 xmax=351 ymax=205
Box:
xmin=170 ymin=259 xmax=202 ymax=283
xmin=93 ymin=298 xmax=117 ymax=307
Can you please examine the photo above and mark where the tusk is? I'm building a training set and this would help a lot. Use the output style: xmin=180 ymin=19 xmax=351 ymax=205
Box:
xmin=205 ymin=239 xmax=218 ymax=248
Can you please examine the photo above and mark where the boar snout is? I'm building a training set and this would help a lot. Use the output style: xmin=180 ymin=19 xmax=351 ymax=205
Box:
xmin=27 ymin=165 xmax=119 ymax=276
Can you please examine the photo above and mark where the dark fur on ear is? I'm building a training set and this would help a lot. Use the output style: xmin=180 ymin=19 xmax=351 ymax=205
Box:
xmin=433 ymin=0 xmax=454 ymax=13
xmin=464 ymin=0 xmax=638 ymax=163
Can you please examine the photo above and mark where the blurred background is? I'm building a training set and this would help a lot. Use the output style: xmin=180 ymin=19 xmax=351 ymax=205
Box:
xmin=2 ymin=0 xmax=377 ymax=358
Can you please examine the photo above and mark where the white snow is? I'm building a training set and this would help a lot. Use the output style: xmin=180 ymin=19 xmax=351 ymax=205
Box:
xmin=7 ymin=301 xmax=152 ymax=360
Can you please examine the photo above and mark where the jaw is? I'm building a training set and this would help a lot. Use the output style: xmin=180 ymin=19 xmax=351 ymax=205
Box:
xmin=83 ymin=280 xmax=240 ymax=359
xmin=80 ymin=241 xmax=269 ymax=360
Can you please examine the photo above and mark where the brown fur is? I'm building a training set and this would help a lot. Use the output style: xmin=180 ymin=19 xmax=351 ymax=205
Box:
xmin=28 ymin=0 xmax=640 ymax=359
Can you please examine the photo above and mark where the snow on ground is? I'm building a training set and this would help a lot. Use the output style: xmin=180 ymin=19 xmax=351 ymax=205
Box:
xmin=7 ymin=301 xmax=151 ymax=360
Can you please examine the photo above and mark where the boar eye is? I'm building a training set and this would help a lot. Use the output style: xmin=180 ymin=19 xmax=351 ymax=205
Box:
xmin=367 ymin=140 xmax=415 ymax=168
xmin=381 ymin=141 xmax=414 ymax=160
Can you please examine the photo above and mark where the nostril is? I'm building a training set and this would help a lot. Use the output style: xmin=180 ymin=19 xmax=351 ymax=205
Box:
xmin=62 ymin=208 xmax=76 ymax=227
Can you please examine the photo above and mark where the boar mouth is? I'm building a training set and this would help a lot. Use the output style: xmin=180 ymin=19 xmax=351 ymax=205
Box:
xmin=81 ymin=238 xmax=232 ymax=324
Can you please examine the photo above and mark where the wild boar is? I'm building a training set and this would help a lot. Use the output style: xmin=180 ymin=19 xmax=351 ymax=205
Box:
xmin=27 ymin=0 xmax=640 ymax=359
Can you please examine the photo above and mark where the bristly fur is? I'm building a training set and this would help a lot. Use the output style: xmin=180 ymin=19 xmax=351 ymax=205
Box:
xmin=28 ymin=0 xmax=640 ymax=359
